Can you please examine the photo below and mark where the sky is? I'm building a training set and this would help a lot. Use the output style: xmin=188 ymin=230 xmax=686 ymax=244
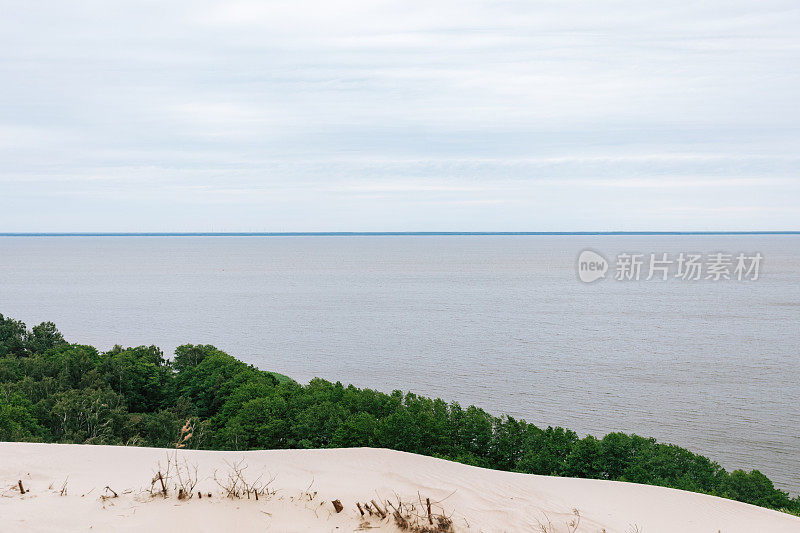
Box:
xmin=1 ymin=0 xmax=799 ymax=232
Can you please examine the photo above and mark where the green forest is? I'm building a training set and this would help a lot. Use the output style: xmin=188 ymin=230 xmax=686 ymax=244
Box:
xmin=1 ymin=313 xmax=798 ymax=515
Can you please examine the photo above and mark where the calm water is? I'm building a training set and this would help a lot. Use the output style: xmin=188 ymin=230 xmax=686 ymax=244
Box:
xmin=1 ymin=236 xmax=798 ymax=493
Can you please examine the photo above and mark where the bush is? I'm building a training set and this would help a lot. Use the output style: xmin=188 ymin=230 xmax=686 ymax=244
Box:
xmin=0 ymin=392 xmax=46 ymax=441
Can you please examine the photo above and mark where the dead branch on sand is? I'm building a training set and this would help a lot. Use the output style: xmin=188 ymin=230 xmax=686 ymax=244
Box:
xmin=536 ymin=508 xmax=584 ymax=533
xmin=212 ymin=458 xmax=277 ymax=500
xmin=348 ymin=494 xmax=454 ymax=532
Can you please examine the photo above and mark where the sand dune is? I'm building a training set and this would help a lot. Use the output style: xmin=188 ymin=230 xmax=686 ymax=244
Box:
xmin=1 ymin=442 xmax=797 ymax=532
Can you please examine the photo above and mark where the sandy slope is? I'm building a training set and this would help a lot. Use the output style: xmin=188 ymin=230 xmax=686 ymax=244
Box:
xmin=1 ymin=442 xmax=797 ymax=533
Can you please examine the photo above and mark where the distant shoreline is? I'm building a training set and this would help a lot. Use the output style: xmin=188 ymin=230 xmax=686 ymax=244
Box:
xmin=2 ymin=231 xmax=800 ymax=237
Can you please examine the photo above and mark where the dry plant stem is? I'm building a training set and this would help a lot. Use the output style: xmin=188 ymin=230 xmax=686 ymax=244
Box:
xmin=212 ymin=459 xmax=276 ymax=500
xmin=371 ymin=499 xmax=387 ymax=519
xmin=101 ymin=486 xmax=119 ymax=501
xmin=365 ymin=494 xmax=455 ymax=533
xmin=426 ymin=497 xmax=432 ymax=525
xmin=18 ymin=480 xmax=25 ymax=495
xmin=567 ymin=509 xmax=581 ymax=533
xmin=173 ymin=419 xmax=198 ymax=500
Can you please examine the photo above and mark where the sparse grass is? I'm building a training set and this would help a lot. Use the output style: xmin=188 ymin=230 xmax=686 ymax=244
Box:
xmin=536 ymin=509 xmax=584 ymax=533
xmin=212 ymin=458 xmax=276 ymax=500
xmin=348 ymin=494 xmax=456 ymax=532
xmin=148 ymin=419 xmax=199 ymax=499
xmin=173 ymin=419 xmax=199 ymax=499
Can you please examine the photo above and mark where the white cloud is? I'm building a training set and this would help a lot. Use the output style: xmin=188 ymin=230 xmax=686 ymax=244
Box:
xmin=0 ymin=0 xmax=798 ymax=230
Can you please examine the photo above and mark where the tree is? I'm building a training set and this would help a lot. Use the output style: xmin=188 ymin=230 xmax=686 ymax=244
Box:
xmin=26 ymin=322 xmax=67 ymax=355
xmin=722 ymin=470 xmax=793 ymax=510
xmin=0 ymin=314 xmax=28 ymax=357
xmin=332 ymin=412 xmax=377 ymax=447
xmin=174 ymin=349 xmax=277 ymax=418
xmin=517 ymin=426 xmax=578 ymax=475
xmin=219 ymin=396 xmax=290 ymax=450
xmin=0 ymin=392 xmax=45 ymax=441
xmin=102 ymin=345 xmax=171 ymax=412
xmin=173 ymin=344 xmax=221 ymax=373
xmin=49 ymin=388 xmax=127 ymax=444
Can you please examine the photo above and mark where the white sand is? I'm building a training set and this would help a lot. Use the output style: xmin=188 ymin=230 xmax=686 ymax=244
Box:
xmin=1 ymin=442 xmax=797 ymax=532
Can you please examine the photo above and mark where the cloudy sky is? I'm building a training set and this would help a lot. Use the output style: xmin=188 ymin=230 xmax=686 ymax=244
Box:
xmin=1 ymin=1 xmax=799 ymax=231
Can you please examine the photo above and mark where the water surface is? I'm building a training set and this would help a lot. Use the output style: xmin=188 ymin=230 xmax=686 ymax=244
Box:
xmin=0 ymin=235 xmax=797 ymax=493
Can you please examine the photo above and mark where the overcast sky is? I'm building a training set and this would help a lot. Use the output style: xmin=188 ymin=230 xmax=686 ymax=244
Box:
xmin=1 ymin=1 xmax=799 ymax=231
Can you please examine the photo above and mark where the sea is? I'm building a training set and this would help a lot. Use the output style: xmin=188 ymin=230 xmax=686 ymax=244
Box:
xmin=0 ymin=235 xmax=797 ymax=493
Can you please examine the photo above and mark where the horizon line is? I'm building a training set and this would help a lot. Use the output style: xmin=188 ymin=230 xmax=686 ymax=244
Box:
xmin=1 ymin=231 xmax=800 ymax=237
